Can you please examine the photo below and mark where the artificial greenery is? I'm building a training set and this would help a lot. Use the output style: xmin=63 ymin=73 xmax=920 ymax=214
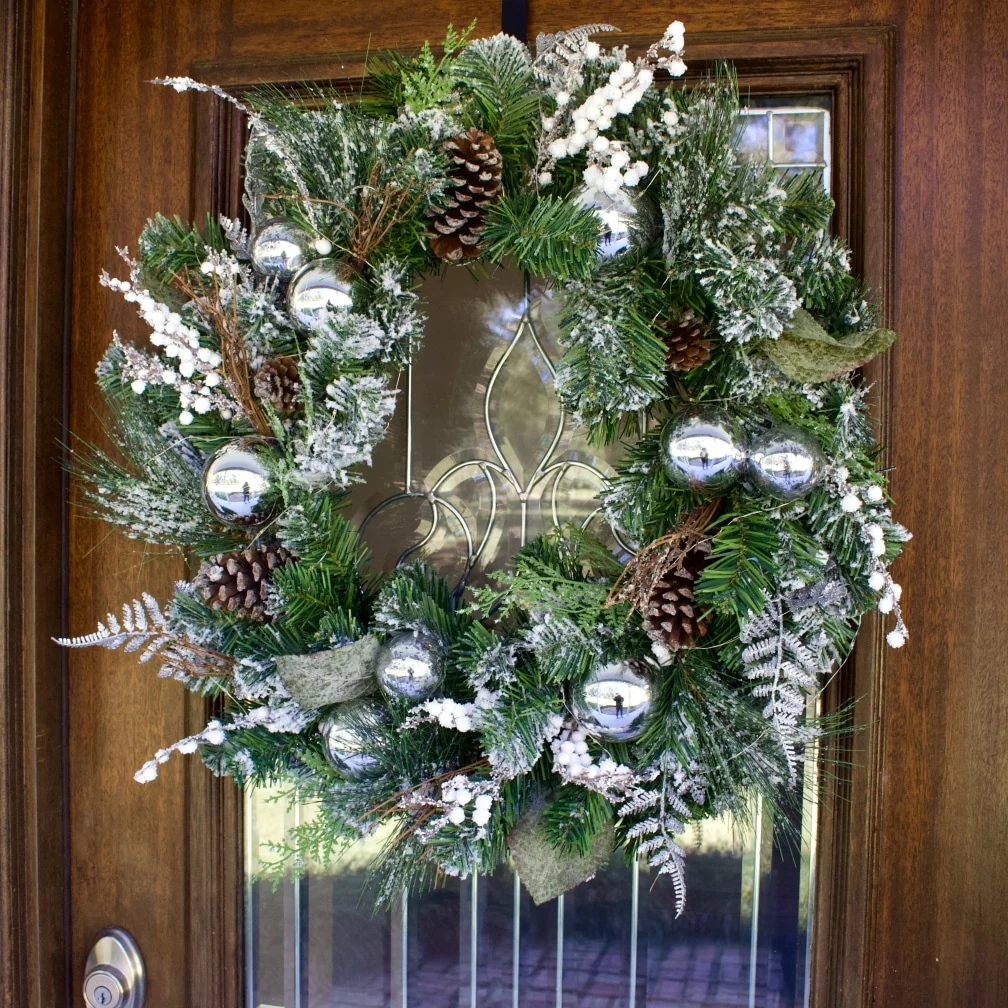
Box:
xmin=57 ymin=21 xmax=908 ymax=915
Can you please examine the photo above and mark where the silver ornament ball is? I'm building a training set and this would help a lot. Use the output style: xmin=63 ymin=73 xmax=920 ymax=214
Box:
xmin=580 ymin=189 xmax=659 ymax=259
xmin=250 ymin=217 xmax=314 ymax=278
xmin=376 ymin=631 xmax=445 ymax=702
xmin=661 ymin=408 xmax=746 ymax=491
xmin=319 ymin=701 xmax=382 ymax=775
xmin=202 ymin=436 xmax=281 ymax=527
xmin=747 ymin=425 xmax=826 ymax=501
xmin=287 ymin=258 xmax=354 ymax=332
xmin=573 ymin=660 xmax=653 ymax=742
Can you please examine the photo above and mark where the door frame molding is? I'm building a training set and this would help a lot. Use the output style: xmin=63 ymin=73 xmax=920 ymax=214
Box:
xmin=0 ymin=0 xmax=78 ymax=1004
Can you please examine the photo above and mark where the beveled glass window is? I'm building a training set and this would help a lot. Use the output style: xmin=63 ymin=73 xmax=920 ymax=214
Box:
xmin=737 ymin=96 xmax=831 ymax=192
xmin=246 ymin=93 xmax=832 ymax=1008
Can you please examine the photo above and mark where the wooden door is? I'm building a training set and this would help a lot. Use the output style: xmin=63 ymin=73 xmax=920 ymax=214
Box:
xmin=3 ymin=0 xmax=1006 ymax=1006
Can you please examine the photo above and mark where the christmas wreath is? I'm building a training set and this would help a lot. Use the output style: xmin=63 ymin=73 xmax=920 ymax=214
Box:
xmin=59 ymin=22 xmax=909 ymax=912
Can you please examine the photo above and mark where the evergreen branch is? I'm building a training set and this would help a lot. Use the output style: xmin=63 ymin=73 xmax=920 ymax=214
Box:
xmin=695 ymin=510 xmax=780 ymax=618
xmin=482 ymin=191 xmax=601 ymax=278
xmin=542 ymin=787 xmax=613 ymax=856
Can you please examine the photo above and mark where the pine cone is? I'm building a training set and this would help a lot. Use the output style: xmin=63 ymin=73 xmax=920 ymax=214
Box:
xmin=427 ymin=128 xmax=503 ymax=263
xmin=642 ymin=535 xmax=712 ymax=650
xmin=661 ymin=310 xmax=713 ymax=372
xmin=254 ymin=355 xmax=302 ymax=416
xmin=193 ymin=542 xmax=295 ymax=621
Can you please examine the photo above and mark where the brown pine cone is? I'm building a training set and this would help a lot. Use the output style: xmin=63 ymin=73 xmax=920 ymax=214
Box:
xmin=193 ymin=542 xmax=295 ymax=621
xmin=254 ymin=355 xmax=302 ymax=416
xmin=661 ymin=310 xmax=713 ymax=372
xmin=641 ymin=535 xmax=712 ymax=650
xmin=427 ymin=128 xmax=503 ymax=263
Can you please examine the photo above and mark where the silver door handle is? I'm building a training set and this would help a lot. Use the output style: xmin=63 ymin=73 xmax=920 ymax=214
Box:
xmin=83 ymin=928 xmax=145 ymax=1008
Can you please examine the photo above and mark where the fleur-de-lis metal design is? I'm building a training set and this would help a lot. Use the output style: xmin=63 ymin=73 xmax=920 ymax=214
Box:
xmin=359 ymin=272 xmax=621 ymax=590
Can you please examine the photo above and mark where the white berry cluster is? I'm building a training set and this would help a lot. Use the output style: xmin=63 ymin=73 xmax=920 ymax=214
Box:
xmin=134 ymin=717 xmax=228 ymax=783
xmin=543 ymin=61 xmax=653 ymax=194
xmin=831 ymin=465 xmax=909 ymax=648
xmin=441 ymin=775 xmax=494 ymax=827
xmin=646 ymin=20 xmax=687 ymax=77
xmin=537 ymin=22 xmax=686 ymax=199
xmin=101 ymin=270 xmax=235 ymax=426
xmin=550 ymin=723 xmax=620 ymax=783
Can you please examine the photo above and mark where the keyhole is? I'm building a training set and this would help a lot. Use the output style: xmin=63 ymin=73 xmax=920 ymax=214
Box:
xmin=93 ymin=987 xmax=112 ymax=1006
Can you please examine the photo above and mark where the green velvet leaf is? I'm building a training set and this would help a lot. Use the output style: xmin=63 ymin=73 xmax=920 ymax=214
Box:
xmin=508 ymin=802 xmax=615 ymax=905
xmin=763 ymin=307 xmax=897 ymax=383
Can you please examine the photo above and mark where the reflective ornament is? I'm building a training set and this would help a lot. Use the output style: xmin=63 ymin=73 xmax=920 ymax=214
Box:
xmin=287 ymin=258 xmax=354 ymax=331
xmin=319 ymin=701 xmax=381 ymax=775
xmin=747 ymin=425 xmax=825 ymax=501
xmin=202 ymin=437 xmax=280 ymax=527
xmin=376 ymin=631 xmax=445 ymax=702
xmin=572 ymin=660 xmax=653 ymax=742
xmin=580 ymin=189 xmax=658 ymax=259
xmin=250 ymin=217 xmax=314 ymax=278
xmin=661 ymin=408 xmax=745 ymax=491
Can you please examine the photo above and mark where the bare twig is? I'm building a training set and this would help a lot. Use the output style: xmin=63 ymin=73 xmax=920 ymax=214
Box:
xmin=166 ymin=639 xmax=237 ymax=678
xmin=357 ymin=759 xmax=492 ymax=826
xmin=264 ymin=158 xmax=433 ymax=269
xmin=172 ymin=268 xmax=272 ymax=436
xmin=606 ymin=499 xmax=721 ymax=612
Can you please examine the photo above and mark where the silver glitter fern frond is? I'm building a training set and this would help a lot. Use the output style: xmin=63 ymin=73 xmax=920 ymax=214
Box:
xmin=739 ymin=595 xmax=827 ymax=782
xmin=54 ymin=593 xmax=171 ymax=662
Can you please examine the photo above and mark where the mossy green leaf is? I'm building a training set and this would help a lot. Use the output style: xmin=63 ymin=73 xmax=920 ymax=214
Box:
xmin=763 ymin=307 xmax=897 ymax=383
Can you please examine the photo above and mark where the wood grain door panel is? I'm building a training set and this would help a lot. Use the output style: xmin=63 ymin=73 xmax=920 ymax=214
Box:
xmin=0 ymin=1 xmax=995 ymax=1006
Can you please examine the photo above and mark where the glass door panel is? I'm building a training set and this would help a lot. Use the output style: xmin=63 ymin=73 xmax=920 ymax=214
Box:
xmin=246 ymin=95 xmax=832 ymax=1008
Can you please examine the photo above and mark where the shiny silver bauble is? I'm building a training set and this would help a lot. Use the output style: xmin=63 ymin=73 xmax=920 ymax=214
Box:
xmin=747 ymin=425 xmax=826 ymax=501
xmin=376 ymin=631 xmax=445 ymax=702
xmin=580 ymin=189 xmax=659 ymax=259
xmin=318 ymin=701 xmax=381 ymax=775
xmin=202 ymin=436 xmax=281 ymax=527
xmin=287 ymin=258 xmax=354 ymax=331
xmin=250 ymin=217 xmax=314 ymax=278
xmin=660 ymin=408 xmax=746 ymax=492
xmin=573 ymin=660 xmax=653 ymax=742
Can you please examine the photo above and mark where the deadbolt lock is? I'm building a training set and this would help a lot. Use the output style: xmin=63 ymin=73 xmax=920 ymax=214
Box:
xmin=83 ymin=929 xmax=145 ymax=1008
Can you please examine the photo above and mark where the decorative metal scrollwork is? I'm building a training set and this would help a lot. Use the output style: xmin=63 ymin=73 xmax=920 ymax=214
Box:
xmin=359 ymin=273 xmax=625 ymax=591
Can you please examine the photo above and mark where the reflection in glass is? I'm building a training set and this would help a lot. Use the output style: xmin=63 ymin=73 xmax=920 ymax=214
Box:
xmin=737 ymin=101 xmax=831 ymax=192
xmin=736 ymin=113 xmax=770 ymax=163
xmin=772 ymin=113 xmax=826 ymax=165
